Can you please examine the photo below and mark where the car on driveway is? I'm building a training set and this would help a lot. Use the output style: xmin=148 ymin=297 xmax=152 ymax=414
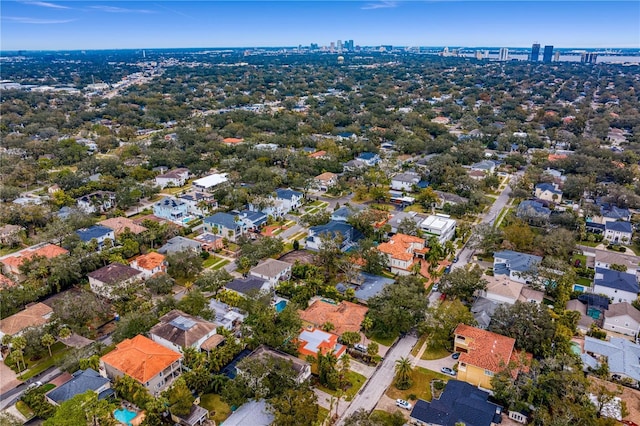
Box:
xmin=452 ymin=352 xmax=460 ymax=359
xmin=26 ymin=381 xmax=43 ymax=391
xmin=396 ymin=399 xmax=412 ymax=410
xmin=441 ymin=367 xmax=456 ymax=376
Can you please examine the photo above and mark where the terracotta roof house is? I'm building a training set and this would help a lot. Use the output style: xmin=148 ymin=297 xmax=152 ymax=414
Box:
xmin=0 ymin=243 xmax=68 ymax=277
xmin=130 ymin=252 xmax=167 ymax=279
xmin=0 ymin=224 xmax=23 ymax=245
xmin=98 ymin=217 xmax=148 ymax=237
xmin=603 ymin=302 xmax=640 ymax=337
xmin=0 ymin=302 xmax=53 ymax=339
xmin=99 ymin=335 xmax=182 ymax=395
xmin=88 ymin=263 xmax=143 ymax=299
xmin=377 ymin=233 xmax=428 ymax=276
xmin=222 ymin=137 xmax=244 ymax=145
xmin=298 ymin=300 xmax=368 ymax=336
xmin=0 ymin=273 xmax=16 ymax=290
xmin=308 ymin=150 xmax=328 ymax=159
xmin=249 ymin=259 xmax=292 ymax=288
xmin=297 ymin=327 xmax=346 ymax=358
xmin=454 ymin=324 xmax=530 ymax=390
xmin=314 ymin=172 xmax=338 ymax=191
xmin=150 ymin=310 xmax=219 ymax=353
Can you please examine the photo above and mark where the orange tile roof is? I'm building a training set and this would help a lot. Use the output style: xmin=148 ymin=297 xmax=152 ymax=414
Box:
xmin=297 ymin=327 xmax=346 ymax=358
xmin=455 ymin=324 xmax=516 ymax=373
xmin=131 ymin=252 xmax=166 ymax=271
xmin=0 ymin=303 xmax=53 ymax=336
xmin=547 ymin=154 xmax=567 ymax=162
xmin=100 ymin=335 xmax=182 ymax=384
xmin=99 ymin=217 xmax=148 ymax=236
xmin=315 ymin=172 xmax=337 ymax=181
xmin=0 ymin=274 xmax=16 ymax=289
xmin=1 ymin=244 xmax=68 ymax=269
xmin=222 ymin=137 xmax=244 ymax=144
xmin=309 ymin=150 xmax=327 ymax=158
xmin=298 ymin=300 xmax=368 ymax=336
xmin=377 ymin=234 xmax=425 ymax=263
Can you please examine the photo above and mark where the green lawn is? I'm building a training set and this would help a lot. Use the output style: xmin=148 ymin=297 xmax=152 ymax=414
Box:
xmin=17 ymin=342 xmax=71 ymax=380
xmin=200 ymin=394 xmax=231 ymax=424
xmin=421 ymin=345 xmax=450 ymax=360
xmin=203 ymin=255 xmax=223 ymax=268
xmin=385 ymin=367 xmax=450 ymax=402
xmin=41 ymin=383 xmax=56 ymax=392
xmin=315 ymin=406 xmax=329 ymax=426
xmin=370 ymin=332 xmax=397 ymax=347
xmin=212 ymin=260 xmax=230 ymax=270
xmin=578 ymin=240 xmax=600 ymax=247
xmin=317 ymin=371 xmax=367 ymax=401
xmin=411 ymin=335 xmax=428 ymax=357
xmin=16 ymin=401 xmax=34 ymax=419
xmin=404 ymin=204 xmax=427 ymax=213
xmin=576 ymin=277 xmax=592 ymax=287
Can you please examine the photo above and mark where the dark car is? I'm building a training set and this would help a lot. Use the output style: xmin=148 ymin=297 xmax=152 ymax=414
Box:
xmin=452 ymin=352 xmax=460 ymax=360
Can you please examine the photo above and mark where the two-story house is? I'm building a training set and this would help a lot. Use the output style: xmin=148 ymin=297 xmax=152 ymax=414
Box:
xmin=420 ymin=214 xmax=456 ymax=244
xmin=178 ymin=191 xmax=218 ymax=217
xmin=314 ymin=172 xmax=338 ymax=191
xmin=493 ymin=250 xmax=542 ymax=284
xmin=534 ymin=182 xmax=563 ymax=203
xmin=377 ymin=233 xmax=428 ymax=275
xmin=153 ymin=197 xmax=189 ymax=223
xmin=306 ymin=221 xmax=363 ymax=251
xmin=76 ymin=225 xmax=115 ymax=250
xmin=154 ymin=168 xmax=189 ymax=189
xmin=237 ymin=210 xmax=268 ymax=232
xmin=46 ymin=369 xmax=112 ymax=406
xmin=390 ymin=172 xmax=421 ymax=192
xmin=249 ymin=259 xmax=292 ymax=288
xmin=0 ymin=303 xmax=53 ymax=340
xmin=594 ymin=250 xmax=640 ymax=275
xmin=88 ymin=263 xmax=144 ymax=299
xmin=149 ymin=310 xmax=219 ymax=353
xmin=603 ymin=302 xmax=640 ymax=336
xmin=604 ymin=221 xmax=633 ymax=244
xmin=203 ymin=212 xmax=247 ymax=242
xmin=76 ymin=191 xmax=116 ymax=214
xmin=275 ymin=189 xmax=303 ymax=213
xmin=99 ymin=335 xmax=182 ymax=395
xmin=0 ymin=243 xmax=68 ymax=279
xmin=130 ymin=252 xmax=167 ymax=279
xmin=158 ymin=236 xmax=202 ymax=255
xmin=355 ymin=152 xmax=381 ymax=166
xmin=593 ymin=268 xmax=639 ymax=304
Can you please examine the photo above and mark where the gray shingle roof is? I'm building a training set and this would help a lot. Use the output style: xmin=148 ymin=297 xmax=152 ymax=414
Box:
xmin=226 ymin=276 xmax=269 ymax=295
xmin=204 ymin=212 xmax=240 ymax=230
xmin=594 ymin=268 xmax=639 ymax=293
xmin=46 ymin=369 xmax=110 ymax=404
xmin=584 ymin=336 xmax=640 ymax=381
xmin=87 ymin=263 xmax=141 ymax=285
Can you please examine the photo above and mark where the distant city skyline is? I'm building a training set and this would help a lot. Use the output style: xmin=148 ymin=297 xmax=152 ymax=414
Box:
xmin=1 ymin=1 xmax=639 ymax=51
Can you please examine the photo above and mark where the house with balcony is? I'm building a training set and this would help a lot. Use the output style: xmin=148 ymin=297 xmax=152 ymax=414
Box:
xmin=155 ymin=168 xmax=189 ymax=189
xmin=377 ymin=233 xmax=428 ymax=275
xmin=237 ymin=210 xmax=267 ymax=231
xmin=604 ymin=221 xmax=633 ymax=244
xmin=454 ymin=324 xmax=530 ymax=390
xmin=99 ymin=335 xmax=182 ymax=395
xmin=130 ymin=252 xmax=167 ymax=279
xmin=150 ymin=310 xmax=220 ymax=353
xmin=76 ymin=225 xmax=115 ymax=250
xmin=493 ymin=250 xmax=542 ymax=284
xmin=592 ymin=203 xmax=632 ymax=224
xmin=203 ymin=212 xmax=247 ymax=242
xmin=534 ymin=182 xmax=563 ymax=203
xmin=274 ymin=189 xmax=303 ymax=213
xmin=420 ymin=214 xmax=456 ymax=244
xmin=153 ymin=197 xmax=189 ymax=224
xmin=178 ymin=191 xmax=218 ymax=217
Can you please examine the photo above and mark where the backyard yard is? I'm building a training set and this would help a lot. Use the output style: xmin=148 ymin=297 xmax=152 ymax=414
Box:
xmin=385 ymin=367 xmax=450 ymax=402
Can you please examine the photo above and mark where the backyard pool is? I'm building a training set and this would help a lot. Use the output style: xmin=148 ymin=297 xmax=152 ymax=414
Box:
xmin=274 ymin=300 xmax=287 ymax=313
xmin=573 ymin=284 xmax=585 ymax=293
xmin=570 ymin=342 xmax=581 ymax=356
xmin=114 ymin=408 xmax=137 ymax=426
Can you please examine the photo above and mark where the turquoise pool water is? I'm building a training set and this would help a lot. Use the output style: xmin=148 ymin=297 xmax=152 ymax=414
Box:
xmin=274 ymin=300 xmax=287 ymax=313
xmin=570 ymin=342 xmax=581 ymax=355
xmin=114 ymin=408 xmax=137 ymax=425
xmin=573 ymin=284 xmax=585 ymax=292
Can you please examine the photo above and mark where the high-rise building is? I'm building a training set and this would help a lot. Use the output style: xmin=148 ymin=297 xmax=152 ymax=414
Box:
xmin=337 ymin=40 xmax=343 ymax=52
xmin=543 ymin=45 xmax=554 ymax=62
xmin=475 ymin=50 xmax=483 ymax=60
xmin=581 ymin=52 xmax=598 ymax=64
xmin=499 ymin=48 xmax=509 ymax=61
xmin=329 ymin=42 xmax=335 ymax=52
xmin=531 ymin=43 xmax=540 ymax=61
xmin=554 ymin=51 xmax=560 ymax=62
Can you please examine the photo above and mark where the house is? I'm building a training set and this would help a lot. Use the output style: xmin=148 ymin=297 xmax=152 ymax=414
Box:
xmin=331 ymin=205 xmax=362 ymax=223
xmin=387 ymin=211 xmax=427 ymax=234
xmin=194 ymin=232 xmax=224 ymax=252
xmin=297 ymin=327 xmax=346 ymax=358
xmin=76 ymin=191 xmax=116 ymax=214
xmin=48 ymin=184 xmax=61 ymax=194
xmin=409 ymin=380 xmax=503 ymax=426
xmin=209 ymin=299 xmax=246 ymax=331
xmin=0 ymin=273 xmax=16 ymax=290
xmin=593 ymin=268 xmax=639 ymax=304
xmin=130 ymin=252 xmax=167 ymax=278
xmin=470 ymin=160 xmax=496 ymax=174
xmin=493 ymin=250 xmax=542 ymax=284
xmin=222 ymin=399 xmax=274 ymax=426
xmin=243 ymin=345 xmax=311 ymax=383
xmin=171 ymin=404 xmax=210 ymax=426
xmin=0 ymin=224 xmax=23 ymax=245
xmin=0 ymin=303 xmax=53 ymax=340
xmin=99 ymin=335 xmax=182 ymax=395
xmin=222 ymin=137 xmax=244 ymax=145
xmin=377 ymin=233 xmax=428 ymax=275
xmin=433 ymin=191 xmax=468 ymax=209
xmin=594 ymin=250 xmax=640 ymax=275
xmin=76 ymin=225 xmax=115 ymax=250
xmin=298 ymin=300 xmax=368 ymax=336
xmin=355 ymin=152 xmax=381 ymax=166
xmin=87 ymin=263 xmax=143 ymax=299
xmin=237 ymin=210 xmax=267 ymax=231
xmin=337 ymin=132 xmax=357 ymax=141
xmin=203 ymin=212 xmax=247 ymax=242
xmin=275 ymin=189 xmax=303 ymax=212
xmin=582 ymin=336 xmax=640 ymax=383
xmin=534 ymin=183 xmax=563 ymax=203
xmin=178 ymin=191 xmax=218 ymax=217
xmin=150 ymin=310 xmax=219 ymax=353
xmin=343 ymin=159 xmax=367 ymax=171
xmin=479 ymin=274 xmax=544 ymax=305
xmin=153 ymin=197 xmax=189 ymax=223
xmin=565 ymin=299 xmax=595 ymax=332
xmin=516 ymin=200 xmax=551 ymax=222
xmin=454 ymin=324 xmax=529 ymax=390
xmin=306 ymin=221 xmax=363 ymax=251
xmin=337 ymin=272 xmax=395 ymax=302
xmin=471 ymin=297 xmax=500 ymax=330
xmin=98 ymin=217 xmax=147 ymax=237
xmin=158 ymin=236 xmax=202 ymax=255
xmin=314 ymin=172 xmax=338 ymax=191
xmin=0 ymin=243 xmax=68 ymax=277
xmin=604 ymin=221 xmax=633 ymax=244
xmin=308 ymin=150 xmax=328 ymax=159
xmin=46 ymin=369 xmax=112 ymax=406
xmin=249 ymin=259 xmax=292 ymax=287
xmin=225 ymin=276 xmax=271 ymax=297
xmin=155 ymin=168 xmax=190 ymax=189
xmin=603 ymin=302 xmax=640 ymax=336
xmin=192 ymin=173 xmax=228 ymax=192
xmin=420 ymin=214 xmax=456 ymax=244
xmin=593 ymin=203 xmax=632 ymax=224
xmin=390 ymin=172 xmax=421 ymax=192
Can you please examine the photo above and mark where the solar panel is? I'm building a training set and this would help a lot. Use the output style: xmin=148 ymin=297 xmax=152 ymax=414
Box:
xmin=169 ymin=315 xmax=196 ymax=331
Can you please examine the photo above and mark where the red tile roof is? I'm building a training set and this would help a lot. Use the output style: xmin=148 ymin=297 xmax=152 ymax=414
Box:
xmin=455 ymin=324 xmax=516 ymax=373
xmin=298 ymin=300 xmax=368 ymax=336
xmin=377 ymin=234 xmax=425 ymax=263
xmin=131 ymin=252 xmax=166 ymax=271
xmin=222 ymin=137 xmax=244 ymax=144
xmin=100 ymin=335 xmax=182 ymax=384
xmin=1 ymin=244 xmax=68 ymax=269
xmin=297 ymin=327 xmax=346 ymax=358
xmin=309 ymin=150 xmax=327 ymax=158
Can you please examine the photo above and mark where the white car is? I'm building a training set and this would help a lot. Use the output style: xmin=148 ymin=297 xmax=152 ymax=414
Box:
xmin=396 ymin=399 xmax=412 ymax=410
xmin=26 ymin=381 xmax=42 ymax=391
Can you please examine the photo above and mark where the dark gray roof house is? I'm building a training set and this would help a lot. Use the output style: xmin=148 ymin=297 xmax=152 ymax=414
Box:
xmin=225 ymin=276 xmax=270 ymax=296
xmin=46 ymin=369 xmax=112 ymax=405
xmin=158 ymin=236 xmax=202 ymax=255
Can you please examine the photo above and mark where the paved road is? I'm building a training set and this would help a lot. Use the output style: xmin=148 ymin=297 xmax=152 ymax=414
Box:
xmin=336 ymin=334 xmax=418 ymax=425
xmin=0 ymin=367 xmax=63 ymax=410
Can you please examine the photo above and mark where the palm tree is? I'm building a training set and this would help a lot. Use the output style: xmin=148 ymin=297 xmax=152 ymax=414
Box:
xmin=322 ymin=321 xmax=335 ymax=332
xmin=394 ymin=357 xmax=413 ymax=390
xmin=41 ymin=333 xmax=56 ymax=358
xmin=11 ymin=336 xmax=27 ymax=372
xmin=2 ymin=334 xmax=12 ymax=358
xmin=361 ymin=316 xmax=373 ymax=344
xmin=58 ymin=327 xmax=72 ymax=341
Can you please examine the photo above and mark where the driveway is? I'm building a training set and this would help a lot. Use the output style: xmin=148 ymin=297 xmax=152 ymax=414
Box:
xmin=349 ymin=360 xmax=376 ymax=379
xmin=413 ymin=354 xmax=458 ymax=376
xmin=0 ymin=361 xmax=20 ymax=394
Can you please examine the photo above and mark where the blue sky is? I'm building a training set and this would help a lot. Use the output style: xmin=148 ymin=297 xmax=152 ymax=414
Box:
xmin=1 ymin=1 xmax=639 ymax=50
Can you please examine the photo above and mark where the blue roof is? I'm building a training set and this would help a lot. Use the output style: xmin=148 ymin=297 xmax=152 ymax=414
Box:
xmin=309 ymin=221 xmax=363 ymax=243
xmin=599 ymin=203 xmax=631 ymax=220
xmin=535 ymin=183 xmax=562 ymax=194
xmin=275 ymin=188 xmax=302 ymax=201
xmin=494 ymin=250 xmax=542 ymax=275
xmin=76 ymin=225 xmax=113 ymax=242
xmin=517 ymin=200 xmax=551 ymax=217
xmin=331 ymin=206 xmax=360 ymax=222
xmin=338 ymin=132 xmax=355 ymax=138
xmin=605 ymin=221 xmax=633 ymax=233
xmin=357 ymin=152 xmax=378 ymax=161
xmin=595 ymin=268 xmax=639 ymax=293
xmin=204 ymin=212 xmax=241 ymax=229
xmin=337 ymin=272 xmax=395 ymax=301
xmin=46 ymin=369 xmax=110 ymax=404
xmin=239 ymin=210 xmax=267 ymax=227
xmin=410 ymin=380 xmax=502 ymax=426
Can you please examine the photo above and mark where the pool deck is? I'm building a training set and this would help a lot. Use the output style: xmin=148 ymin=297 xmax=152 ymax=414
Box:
xmin=130 ymin=411 xmax=145 ymax=426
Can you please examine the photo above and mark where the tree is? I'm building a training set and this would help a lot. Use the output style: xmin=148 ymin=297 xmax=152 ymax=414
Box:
xmin=438 ymin=266 xmax=487 ymax=304
xmin=112 ymin=309 xmax=158 ymax=343
xmin=394 ymin=357 xmax=413 ymax=390
xmin=269 ymin=385 xmax=319 ymax=426
xmin=0 ymin=412 xmax=22 ymax=426
xmin=419 ymin=299 xmax=476 ymax=351
xmin=317 ymin=350 xmax=340 ymax=390
xmin=316 ymin=232 xmax=343 ymax=279
xmin=177 ymin=288 xmax=212 ymax=319
xmin=489 ymin=301 xmax=555 ymax=357
xmin=194 ymin=269 xmax=233 ymax=294
xmin=52 ymin=291 xmax=108 ymax=335
xmin=358 ymin=239 xmax=388 ymax=275
xmin=396 ymin=217 xmax=421 ymax=237
xmin=58 ymin=327 xmax=72 ymax=340
xmin=340 ymin=331 xmax=361 ymax=347
xmin=43 ymin=390 xmax=117 ymax=426
xmin=366 ymin=342 xmax=379 ymax=360
xmin=144 ymin=273 xmax=175 ymax=295
xmin=11 ymin=335 xmax=26 ymax=372
xmin=165 ymin=378 xmax=194 ymax=417
xmin=166 ymin=250 xmax=204 ymax=280
xmin=41 ymin=333 xmax=55 ymax=358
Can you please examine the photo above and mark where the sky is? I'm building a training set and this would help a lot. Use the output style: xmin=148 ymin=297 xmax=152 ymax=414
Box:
xmin=1 ymin=1 xmax=639 ymax=51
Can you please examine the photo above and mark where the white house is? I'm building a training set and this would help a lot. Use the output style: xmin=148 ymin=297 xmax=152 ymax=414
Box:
xmin=355 ymin=152 xmax=381 ymax=166
xmin=593 ymin=268 xmax=639 ymax=304
xmin=76 ymin=191 xmax=116 ymax=214
xmin=594 ymin=250 xmax=640 ymax=275
xmin=154 ymin=168 xmax=189 ymax=189
xmin=534 ymin=183 xmax=563 ymax=203
xmin=192 ymin=173 xmax=228 ymax=192
xmin=178 ymin=191 xmax=218 ymax=217
xmin=249 ymin=259 xmax=292 ymax=288
xmin=314 ymin=172 xmax=338 ymax=191
xmin=390 ymin=172 xmax=421 ymax=192
xmin=419 ymin=214 xmax=456 ymax=244
xmin=274 ymin=189 xmax=303 ymax=213
xmin=493 ymin=250 xmax=543 ymax=284
xmin=75 ymin=225 xmax=115 ymax=251
xmin=603 ymin=303 xmax=640 ymax=337
xmin=604 ymin=221 xmax=633 ymax=244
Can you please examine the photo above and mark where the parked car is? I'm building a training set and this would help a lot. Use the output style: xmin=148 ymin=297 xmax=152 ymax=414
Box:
xmin=441 ymin=367 xmax=456 ymax=376
xmin=452 ymin=352 xmax=460 ymax=360
xmin=354 ymin=343 xmax=368 ymax=353
xmin=396 ymin=399 xmax=412 ymax=410
xmin=26 ymin=381 xmax=43 ymax=391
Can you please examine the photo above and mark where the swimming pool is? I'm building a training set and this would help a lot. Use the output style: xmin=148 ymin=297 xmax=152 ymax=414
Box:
xmin=114 ymin=408 xmax=137 ymax=426
xmin=573 ymin=284 xmax=585 ymax=293
xmin=570 ymin=342 xmax=581 ymax=355
xmin=274 ymin=300 xmax=287 ymax=313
